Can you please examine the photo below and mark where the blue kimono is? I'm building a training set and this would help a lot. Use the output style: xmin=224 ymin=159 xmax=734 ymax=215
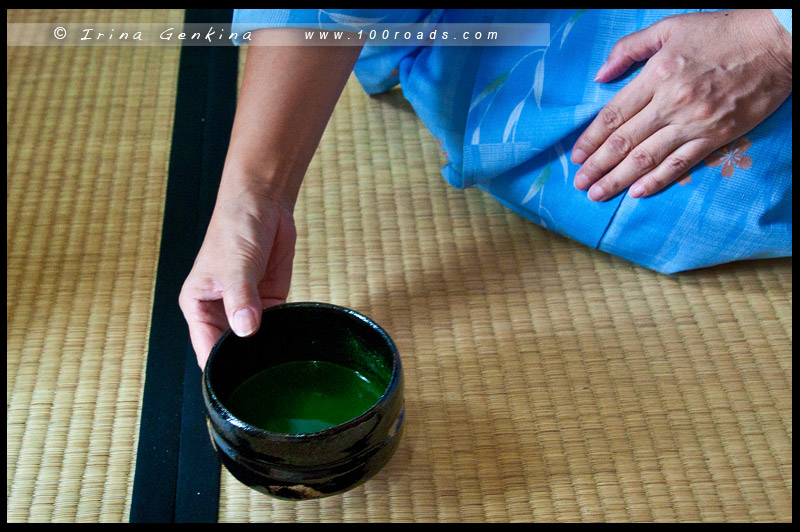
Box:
xmin=232 ymin=9 xmax=792 ymax=274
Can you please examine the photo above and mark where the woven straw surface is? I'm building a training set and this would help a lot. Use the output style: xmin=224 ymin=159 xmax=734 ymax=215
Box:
xmin=7 ymin=9 xmax=183 ymax=522
xmin=8 ymin=12 xmax=793 ymax=522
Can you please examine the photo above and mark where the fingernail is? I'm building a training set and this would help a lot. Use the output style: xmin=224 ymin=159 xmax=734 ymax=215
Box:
xmin=588 ymin=184 xmax=605 ymax=201
xmin=594 ymin=62 xmax=608 ymax=82
xmin=630 ymin=184 xmax=645 ymax=198
xmin=232 ymin=308 xmax=257 ymax=337
xmin=574 ymin=172 xmax=590 ymax=190
xmin=572 ymin=148 xmax=588 ymax=164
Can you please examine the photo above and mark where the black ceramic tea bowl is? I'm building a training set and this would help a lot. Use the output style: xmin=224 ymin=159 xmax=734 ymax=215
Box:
xmin=202 ymin=302 xmax=404 ymax=500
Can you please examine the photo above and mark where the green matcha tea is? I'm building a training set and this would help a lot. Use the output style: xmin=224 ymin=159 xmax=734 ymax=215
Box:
xmin=224 ymin=360 xmax=385 ymax=434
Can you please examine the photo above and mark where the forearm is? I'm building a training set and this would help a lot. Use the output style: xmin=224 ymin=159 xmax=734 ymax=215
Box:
xmin=220 ymin=28 xmax=364 ymax=209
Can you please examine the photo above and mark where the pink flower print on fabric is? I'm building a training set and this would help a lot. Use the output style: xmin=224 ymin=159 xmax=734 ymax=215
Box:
xmin=704 ymin=137 xmax=753 ymax=178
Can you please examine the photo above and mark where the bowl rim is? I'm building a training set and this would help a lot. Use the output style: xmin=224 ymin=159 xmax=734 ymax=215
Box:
xmin=203 ymin=301 xmax=402 ymax=441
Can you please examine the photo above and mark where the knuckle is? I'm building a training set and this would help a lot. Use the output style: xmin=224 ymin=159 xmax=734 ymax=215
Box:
xmin=574 ymin=137 xmax=595 ymax=154
xmin=599 ymin=105 xmax=625 ymax=130
xmin=603 ymin=175 xmax=628 ymax=196
xmin=221 ymin=277 xmax=247 ymax=297
xmin=178 ymin=280 xmax=193 ymax=308
xmin=178 ymin=290 xmax=189 ymax=311
xmin=650 ymin=61 xmax=673 ymax=82
xmin=650 ymin=173 xmax=672 ymax=190
xmin=580 ymin=159 xmax=603 ymax=179
xmin=692 ymin=101 xmax=715 ymax=122
xmin=673 ymin=83 xmax=696 ymax=106
xmin=631 ymin=148 xmax=657 ymax=171
xmin=581 ymin=134 xmax=603 ymax=153
xmin=716 ymin=121 xmax=736 ymax=139
xmin=607 ymin=133 xmax=632 ymax=156
xmin=664 ymin=154 xmax=691 ymax=174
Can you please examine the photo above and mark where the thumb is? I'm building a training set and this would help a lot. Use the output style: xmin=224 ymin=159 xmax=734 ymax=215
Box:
xmin=221 ymin=268 xmax=263 ymax=338
xmin=595 ymin=22 xmax=665 ymax=82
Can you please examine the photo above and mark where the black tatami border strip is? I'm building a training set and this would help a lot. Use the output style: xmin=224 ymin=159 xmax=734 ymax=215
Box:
xmin=130 ymin=9 xmax=238 ymax=523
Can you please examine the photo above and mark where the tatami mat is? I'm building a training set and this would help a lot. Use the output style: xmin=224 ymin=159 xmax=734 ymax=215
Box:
xmin=7 ymin=10 xmax=793 ymax=523
xmin=7 ymin=9 xmax=183 ymax=522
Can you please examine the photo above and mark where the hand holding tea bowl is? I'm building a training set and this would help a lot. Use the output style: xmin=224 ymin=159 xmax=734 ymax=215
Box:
xmin=202 ymin=302 xmax=405 ymax=500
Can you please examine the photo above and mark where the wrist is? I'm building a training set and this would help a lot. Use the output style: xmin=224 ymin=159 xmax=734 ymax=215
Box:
xmin=750 ymin=9 xmax=792 ymax=81
xmin=219 ymin=156 xmax=304 ymax=212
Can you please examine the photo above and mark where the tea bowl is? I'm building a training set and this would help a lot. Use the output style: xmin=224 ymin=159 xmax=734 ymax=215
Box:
xmin=202 ymin=302 xmax=404 ymax=500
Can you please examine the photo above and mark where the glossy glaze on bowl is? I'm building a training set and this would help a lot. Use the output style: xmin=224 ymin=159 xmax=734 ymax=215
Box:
xmin=203 ymin=302 xmax=404 ymax=500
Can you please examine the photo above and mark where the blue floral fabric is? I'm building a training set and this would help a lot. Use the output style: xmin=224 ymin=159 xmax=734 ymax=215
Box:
xmin=232 ymin=9 xmax=792 ymax=274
